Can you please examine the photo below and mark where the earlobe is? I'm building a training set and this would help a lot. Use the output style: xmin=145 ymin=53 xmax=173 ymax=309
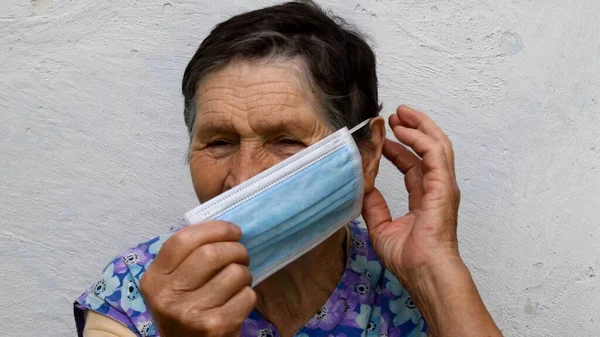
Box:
xmin=362 ymin=117 xmax=386 ymax=194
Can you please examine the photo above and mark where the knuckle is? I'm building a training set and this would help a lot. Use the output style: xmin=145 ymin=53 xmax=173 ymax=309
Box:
xmin=140 ymin=273 xmax=171 ymax=308
xmin=201 ymin=314 xmax=226 ymax=332
xmin=168 ymin=231 xmax=189 ymax=248
xmin=441 ymin=132 xmax=452 ymax=145
xmin=432 ymin=142 xmax=445 ymax=154
xmin=139 ymin=272 xmax=153 ymax=296
xmin=233 ymin=243 xmax=250 ymax=262
xmin=179 ymin=306 xmax=202 ymax=328
xmin=231 ymin=315 xmax=247 ymax=329
xmin=149 ymin=285 xmax=192 ymax=316
xmin=198 ymin=244 xmax=219 ymax=262
xmin=240 ymin=265 xmax=253 ymax=285
xmin=149 ymin=292 xmax=173 ymax=316
xmin=242 ymin=267 xmax=253 ymax=284
xmin=205 ymin=220 xmax=241 ymax=239
xmin=228 ymin=263 xmax=247 ymax=280
xmin=246 ymin=287 xmax=258 ymax=306
xmin=454 ymin=185 xmax=462 ymax=198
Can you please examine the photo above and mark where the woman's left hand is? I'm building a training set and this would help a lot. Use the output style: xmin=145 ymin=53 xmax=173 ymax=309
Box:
xmin=362 ymin=105 xmax=461 ymax=284
xmin=362 ymin=105 xmax=503 ymax=337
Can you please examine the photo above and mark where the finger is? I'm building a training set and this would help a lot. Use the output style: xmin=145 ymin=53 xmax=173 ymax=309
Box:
xmin=203 ymin=286 xmax=257 ymax=332
xmin=153 ymin=221 xmax=242 ymax=273
xmin=361 ymin=187 xmax=393 ymax=234
xmin=172 ymin=241 xmax=249 ymax=290
xmin=382 ymin=139 xmax=421 ymax=174
xmin=185 ymin=286 xmax=256 ymax=333
xmin=392 ymin=125 xmax=450 ymax=174
xmin=396 ymin=105 xmax=455 ymax=175
xmin=388 ymin=113 xmax=403 ymax=129
xmin=404 ymin=169 xmax=425 ymax=210
xmin=192 ymin=263 xmax=252 ymax=308
xmin=220 ymin=286 xmax=257 ymax=320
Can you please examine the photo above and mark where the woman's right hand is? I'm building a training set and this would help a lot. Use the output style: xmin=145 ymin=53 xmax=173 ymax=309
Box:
xmin=140 ymin=220 xmax=256 ymax=337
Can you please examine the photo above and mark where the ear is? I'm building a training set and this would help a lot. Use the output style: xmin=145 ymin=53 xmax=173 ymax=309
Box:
xmin=360 ymin=116 xmax=386 ymax=194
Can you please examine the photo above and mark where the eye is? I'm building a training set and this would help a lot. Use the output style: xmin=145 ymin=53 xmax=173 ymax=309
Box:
xmin=207 ymin=139 xmax=234 ymax=147
xmin=270 ymin=137 xmax=306 ymax=157
xmin=276 ymin=137 xmax=304 ymax=146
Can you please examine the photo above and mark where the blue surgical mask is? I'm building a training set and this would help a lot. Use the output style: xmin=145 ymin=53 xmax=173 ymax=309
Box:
xmin=185 ymin=119 xmax=372 ymax=286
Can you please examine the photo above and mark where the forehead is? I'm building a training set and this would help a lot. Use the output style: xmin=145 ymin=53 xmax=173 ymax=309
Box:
xmin=194 ymin=59 xmax=324 ymax=133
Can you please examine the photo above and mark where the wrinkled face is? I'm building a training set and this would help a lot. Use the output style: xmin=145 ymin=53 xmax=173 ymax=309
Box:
xmin=189 ymin=59 xmax=333 ymax=202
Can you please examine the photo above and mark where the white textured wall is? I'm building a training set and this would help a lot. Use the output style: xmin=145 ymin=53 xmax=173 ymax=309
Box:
xmin=1 ymin=0 xmax=599 ymax=336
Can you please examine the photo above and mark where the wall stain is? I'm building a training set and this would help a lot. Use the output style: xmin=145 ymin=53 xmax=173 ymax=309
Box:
xmin=499 ymin=30 xmax=523 ymax=56
xmin=524 ymin=299 xmax=540 ymax=316
xmin=586 ymin=266 xmax=596 ymax=278
xmin=354 ymin=4 xmax=377 ymax=18
xmin=484 ymin=32 xmax=495 ymax=40
xmin=163 ymin=3 xmax=173 ymax=13
xmin=31 ymin=0 xmax=53 ymax=14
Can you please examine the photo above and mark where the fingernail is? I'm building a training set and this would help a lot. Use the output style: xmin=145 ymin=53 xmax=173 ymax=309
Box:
xmin=230 ymin=224 xmax=243 ymax=236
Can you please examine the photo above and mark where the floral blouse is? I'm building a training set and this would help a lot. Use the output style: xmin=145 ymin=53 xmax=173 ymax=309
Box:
xmin=74 ymin=220 xmax=428 ymax=337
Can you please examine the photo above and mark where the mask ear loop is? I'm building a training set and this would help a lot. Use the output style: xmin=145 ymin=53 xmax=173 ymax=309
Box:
xmin=349 ymin=118 xmax=373 ymax=134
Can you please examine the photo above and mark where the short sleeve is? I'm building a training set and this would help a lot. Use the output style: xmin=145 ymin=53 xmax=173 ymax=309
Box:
xmin=74 ymin=232 xmax=174 ymax=337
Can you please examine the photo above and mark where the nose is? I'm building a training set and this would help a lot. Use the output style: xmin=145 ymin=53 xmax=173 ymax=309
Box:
xmin=223 ymin=144 xmax=275 ymax=190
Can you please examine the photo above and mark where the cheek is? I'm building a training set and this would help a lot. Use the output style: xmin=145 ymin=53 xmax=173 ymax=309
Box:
xmin=189 ymin=153 xmax=229 ymax=202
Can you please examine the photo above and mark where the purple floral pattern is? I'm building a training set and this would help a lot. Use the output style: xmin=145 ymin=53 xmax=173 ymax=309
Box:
xmin=74 ymin=220 xmax=428 ymax=336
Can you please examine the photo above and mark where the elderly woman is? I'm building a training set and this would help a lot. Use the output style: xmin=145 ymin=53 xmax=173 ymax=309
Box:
xmin=74 ymin=1 xmax=502 ymax=337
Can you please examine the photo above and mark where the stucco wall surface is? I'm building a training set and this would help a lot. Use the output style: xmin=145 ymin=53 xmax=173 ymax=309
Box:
xmin=1 ymin=0 xmax=599 ymax=336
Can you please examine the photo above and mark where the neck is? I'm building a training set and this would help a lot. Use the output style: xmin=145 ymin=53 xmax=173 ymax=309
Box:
xmin=254 ymin=226 xmax=348 ymax=336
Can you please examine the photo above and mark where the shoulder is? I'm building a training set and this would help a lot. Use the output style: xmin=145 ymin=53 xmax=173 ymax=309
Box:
xmin=74 ymin=229 xmax=178 ymax=337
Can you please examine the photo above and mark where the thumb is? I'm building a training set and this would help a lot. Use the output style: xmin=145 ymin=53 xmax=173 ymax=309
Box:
xmin=361 ymin=187 xmax=392 ymax=234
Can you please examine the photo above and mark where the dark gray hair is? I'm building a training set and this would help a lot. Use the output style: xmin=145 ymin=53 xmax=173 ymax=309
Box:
xmin=182 ymin=0 xmax=381 ymax=143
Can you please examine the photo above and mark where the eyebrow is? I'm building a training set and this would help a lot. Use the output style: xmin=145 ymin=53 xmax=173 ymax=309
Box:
xmin=193 ymin=122 xmax=237 ymax=140
xmin=193 ymin=117 xmax=314 ymax=143
xmin=192 ymin=95 xmax=316 ymax=140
